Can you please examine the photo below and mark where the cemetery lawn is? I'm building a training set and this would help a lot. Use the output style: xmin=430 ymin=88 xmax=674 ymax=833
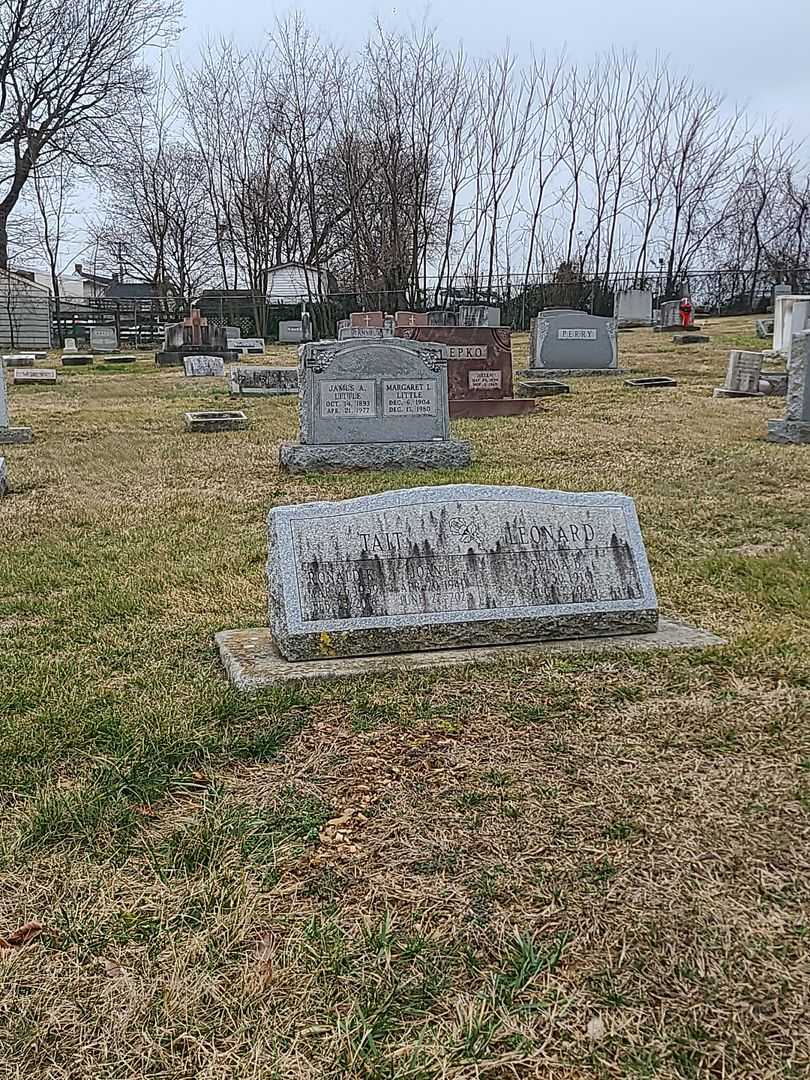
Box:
xmin=2 ymin=317 xmax=809 ymax=1079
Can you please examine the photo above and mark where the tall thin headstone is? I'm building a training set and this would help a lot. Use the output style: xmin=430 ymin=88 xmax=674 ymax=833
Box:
xmin=0 ymin=363 xmax=33 ymax=443
xmin=767 ymin=330 xmax=810 ymax=444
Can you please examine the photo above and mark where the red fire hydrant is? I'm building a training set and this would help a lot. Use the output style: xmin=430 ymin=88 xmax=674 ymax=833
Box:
xmin=679 ymin=297 xmax=693 ymax=328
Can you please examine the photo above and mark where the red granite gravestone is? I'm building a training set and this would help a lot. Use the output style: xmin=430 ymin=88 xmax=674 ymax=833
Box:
xmin=349 ymin=311 xmax=385 ymax=329
xmin=394 ymin=311 xmax=429 ymax=328
xmin=395 ymin=327 xmax=535 ymax=418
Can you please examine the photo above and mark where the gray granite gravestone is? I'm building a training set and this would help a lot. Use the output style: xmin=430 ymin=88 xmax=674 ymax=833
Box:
xmin=767 ymin=330 xmax=810 ymax=443
xmin=264 ymin=484 xmax=659 ymax=661
xmin=713 ymin=351 xmax=763 ymax=398
xmin=337 ymin=326 xmax=395 ymax=341
xmin=63 ymin=338 xmax=78 ymax=353
xmin=183 ymin=356 xmax=226 ymax=378
xmin=227 ymin=337 xmax=265 ymax=355
xmin=90 ymin=326 xmax=118 ymax=352
xmin=0 ymin=456 xmax=7 ymax=497
xmin=526 ymin=311 xmax=619 ymax=375
xmin=229 ymin=366 xmax=298 ymax=396
xmin=458 ymin=305 xmax=501 ymax=327
xmin=614 ymin=289 xmax=653 ymax=327
xmin=756 ymin=318 xmax=774 ymax=340
xmin=279 ymin=338 xmax=471 ymax=473
xmin=224 ymin=326 xmax=240 ymax=339
xmin=62 ymin=354 xmax=92 ymax=366
xmin=2 ymin=354 xmax=35 ymax=367
xmin=0 ymin=364 xmax=32 ymax=443
xmin=104 ymin=354 xmax=136 ymax=364
xmin=278 ymin=321 xmax=304 ymax=343
xmin=13 ymin=368 xmax=57 ymax=385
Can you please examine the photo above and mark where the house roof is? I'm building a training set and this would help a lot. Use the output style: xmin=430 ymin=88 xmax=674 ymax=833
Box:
xmin=104 ymin=281 xmax=161 ymax=300
xmin=1 ymin=268 xmax=51 ymax=293
xmin=265 ymin=262 xmax=325 ymax=274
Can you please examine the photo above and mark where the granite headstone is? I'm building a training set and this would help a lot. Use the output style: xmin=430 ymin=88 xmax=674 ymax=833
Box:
xmin=90 ymin=326 xmax=118 ymax=352
xmin=527 ymin=311 xmax=619 ymax=374
xmin=767 ymin=329 xmax=810 ymax=443
xmin=227 ymin=337 xmax=265 ymax=355
xmin=265 ymin=484 xmax=658 ymax=661
xmin=396 ymin=326 xmax=533 ymax=417
xmin=713 ymin=351 xmax=763 ymax=398
xmin=350 ymin=311 xmax=385 ymax=329
xmin=0 ymin=365 xmax=32 ymax=443
xmin=279 ymin=338 xmax=471 ymax=473
xmin=229 ymin=366 xmax=298 ymax=396
xmin=614 ymin=289 xmax=653 ymax=327
xmin=458 ymin=305 xmax=501 ymax=328
xmin=278 ymin=321 xmax=304 ymax=344
xmin=184 ymin=356 xmax=226 ymax=378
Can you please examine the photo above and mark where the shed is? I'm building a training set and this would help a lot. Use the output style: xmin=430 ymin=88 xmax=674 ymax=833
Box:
xmin=0 ymin=270 xmax=52 ymax=349
xmin=265 ymin=262 xmax=331 ymax=303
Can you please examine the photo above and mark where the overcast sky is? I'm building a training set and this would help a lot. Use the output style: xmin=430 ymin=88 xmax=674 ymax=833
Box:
xmin=178 ymin=0 xmax=810 ymax=142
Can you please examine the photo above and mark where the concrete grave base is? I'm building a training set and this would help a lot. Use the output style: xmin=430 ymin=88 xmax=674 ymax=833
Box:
xmin=449 ymin=398 xmax=536 ymax=419
xmin=0 ymin=427 xmax=33 ymax=444
xmin=761 ymin=373 xmax=788 ymax=396
xmin=767 ymin=419 xmax=810 ymax=444
xmin=62 ymin=355 xmax=93 ymax=366
xmin=279 ymin=439 xmax=473 ymax=473
xmin=713 ymin=388 xmax=763 ymax=399
xmin=625 ymin=377 xmax=678 ymax=388
xmin=215 ymin=617 xmax=726 ymax=691
xmin=184 ymin=410 xmax=249 ymax=433
xmin=516 ymin=379 xmax=571 ymax=397
xmin=517 ymin=368 xmax=624 ymax=379
xmin=673 ymin=334 xmax=710 ymax=344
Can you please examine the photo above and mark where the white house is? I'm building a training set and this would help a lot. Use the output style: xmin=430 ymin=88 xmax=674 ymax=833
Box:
xmin=0 ymin=270 xmax=51 ymax=349
xmin=265 ymin=262 xmax=330 ymax=303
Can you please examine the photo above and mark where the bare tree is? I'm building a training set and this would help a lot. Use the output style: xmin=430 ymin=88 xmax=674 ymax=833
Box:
xmin=0 ymin=0 xmax=180 ymax=269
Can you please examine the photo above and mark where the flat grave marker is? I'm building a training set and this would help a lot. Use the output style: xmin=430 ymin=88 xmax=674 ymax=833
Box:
xmin=184 ymin=410 xmax=248 ymax=433
xmin=13 ymin=368 xmax=57 ymax=385
xmin=714 ymin=351 xmax=763 ymax=398
xmin=229 ymin=366 xmax=298 ymax=396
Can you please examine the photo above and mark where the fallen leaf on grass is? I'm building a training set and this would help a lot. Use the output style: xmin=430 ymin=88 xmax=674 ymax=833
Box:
xmin=0 ymin=922 xmax=46 ymax=950
xmin=102 ymin=958 xmax=125 ymax=978
xmin=587 ymin=1015 xmax=606 ymax=1041
xmin=256 ymin=932 xmax=274 ymax=986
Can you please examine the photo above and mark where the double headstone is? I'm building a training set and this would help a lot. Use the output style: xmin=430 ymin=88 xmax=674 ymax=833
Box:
xmin=156 ymin=308 xmax=234 ymax=367
xmin=395 ymin=326 xmax=533 ymax=417
xmin=263 ymin=484 xmax=659 ymax=661
xmin=278 ymin=321 xmax=304 ymax=344
xmin=767 ymin=330 xmax=810 ymax=443
xmin=524 ymin=310 xmax=619 ymax=376
xmin=278 ymin=338 xmax=471 ymax=473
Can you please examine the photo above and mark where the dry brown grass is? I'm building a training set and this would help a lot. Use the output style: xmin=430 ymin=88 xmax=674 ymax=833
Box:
xmin=0 ymin=317 xmax=808 ymax=1078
